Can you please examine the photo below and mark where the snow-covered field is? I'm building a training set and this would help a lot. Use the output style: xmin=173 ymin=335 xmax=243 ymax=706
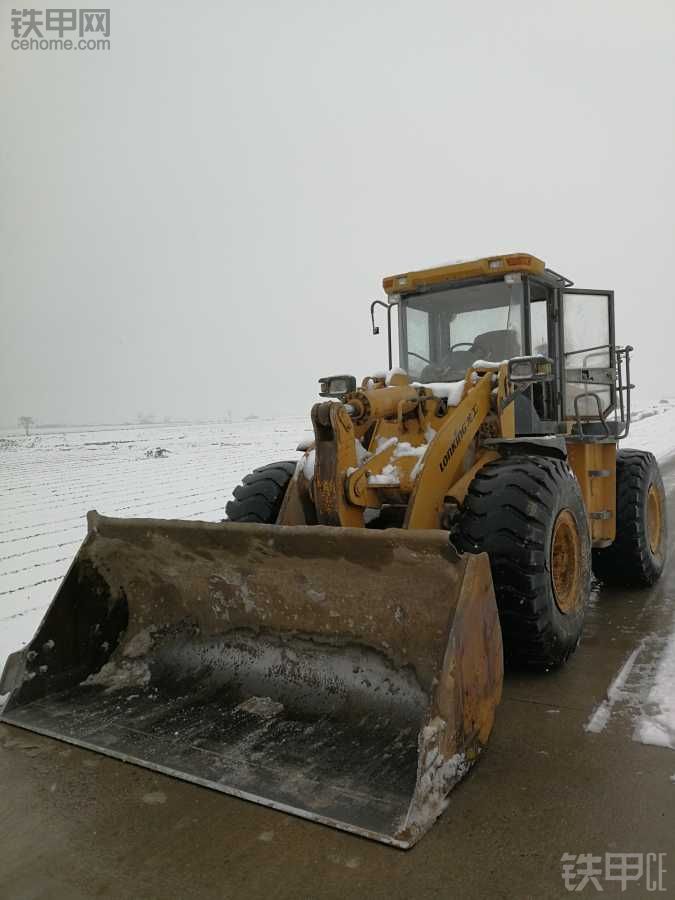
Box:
xmin=0 ymin=417 xmax=308 ymax=674
xmin=1 ymin=402 xmax=675 ymax=748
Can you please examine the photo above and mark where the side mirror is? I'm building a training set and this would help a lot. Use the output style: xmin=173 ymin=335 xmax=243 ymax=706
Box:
xmin=508 ymin=356 xmax=554 ymax=384
xmin=318 ymin=374 xmax=357 ymax=398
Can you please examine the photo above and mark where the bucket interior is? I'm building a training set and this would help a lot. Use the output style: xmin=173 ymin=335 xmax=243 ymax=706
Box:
xmin=1 ymin=517 xmax=477 ymax=846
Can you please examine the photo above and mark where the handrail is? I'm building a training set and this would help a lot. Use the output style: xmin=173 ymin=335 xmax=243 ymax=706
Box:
xmin=566 ymin=343 xmax=633 ymax=440
xmin=573 ymin=392 xmax=610 ymax=437
xmin=370 ymin=300 xmax=398 ymax=370
xmin=564 ymin=342 xmax=612 ymax=359
xmin=616 ymin=345 xmax=633 ymax=439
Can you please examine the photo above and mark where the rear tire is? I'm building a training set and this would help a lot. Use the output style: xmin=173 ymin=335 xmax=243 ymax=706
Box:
xmin=593 ymin=450 xmax=667 ymax=587
xmin=454 ymin=455 xmax=591 ymax=670
xmin=226 ymin=460 xmax=297 ymax=523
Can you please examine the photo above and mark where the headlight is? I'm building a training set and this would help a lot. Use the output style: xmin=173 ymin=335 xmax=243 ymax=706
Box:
xmin=318 ymin=375 xmax=357 ymax=398
xmin=508 ymin=356 xmax=554 ymax=383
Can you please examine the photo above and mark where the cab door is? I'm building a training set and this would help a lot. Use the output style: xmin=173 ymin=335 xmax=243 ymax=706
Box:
xmin=560 ymin=289 xmax=616 ymax=428
xmin=561 ymin=289 xmax=618 ymax=545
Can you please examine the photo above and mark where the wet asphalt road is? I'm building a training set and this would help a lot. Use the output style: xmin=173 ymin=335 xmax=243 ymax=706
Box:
xmin=1 ymin=461 xmax=674 ymax=900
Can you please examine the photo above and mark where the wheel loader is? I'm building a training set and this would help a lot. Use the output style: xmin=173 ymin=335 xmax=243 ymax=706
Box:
xmin=0 ymin=253 xmax=667 ymax=848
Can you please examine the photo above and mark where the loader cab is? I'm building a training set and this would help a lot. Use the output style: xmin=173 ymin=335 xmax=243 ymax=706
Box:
xmin=382 ymin=253 xmax=631 ymax=440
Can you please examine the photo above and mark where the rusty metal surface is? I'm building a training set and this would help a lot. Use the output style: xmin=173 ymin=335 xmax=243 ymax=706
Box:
xmin=311 ymin=401 xmax=363 ymax=527
xmin=0 ymin=513 xmax=502 ymax=847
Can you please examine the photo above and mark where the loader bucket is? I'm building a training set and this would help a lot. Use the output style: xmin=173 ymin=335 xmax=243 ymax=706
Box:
xmin=0 ymin=512 xmax=502 ymax=848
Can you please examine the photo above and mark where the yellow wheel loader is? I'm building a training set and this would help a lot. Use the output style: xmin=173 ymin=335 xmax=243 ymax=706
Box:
xmin=1 ymin=253 xmax=667 ymax=848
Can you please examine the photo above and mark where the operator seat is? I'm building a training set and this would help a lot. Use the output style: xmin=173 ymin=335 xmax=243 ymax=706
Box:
xmin=471 ymin=329 xmax=521 ymax=362
xmin=419 ymin=328 xmax=521 ymax=383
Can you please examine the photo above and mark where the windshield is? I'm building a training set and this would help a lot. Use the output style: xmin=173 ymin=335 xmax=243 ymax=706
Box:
xmin=402 ymin=280 xmax=524 ymax=382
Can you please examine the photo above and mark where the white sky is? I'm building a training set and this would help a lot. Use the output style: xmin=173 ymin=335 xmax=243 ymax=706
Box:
xmin=2 ymin=0 xmax=674 ymax=424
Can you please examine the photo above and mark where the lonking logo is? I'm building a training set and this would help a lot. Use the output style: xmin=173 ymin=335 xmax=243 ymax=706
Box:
xmin=439 ymin=404 xmax=478 ymax=473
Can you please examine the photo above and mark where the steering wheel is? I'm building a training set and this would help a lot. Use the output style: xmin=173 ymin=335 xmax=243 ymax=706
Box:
xmin=449 ymin=342 xmax=474 ymax=351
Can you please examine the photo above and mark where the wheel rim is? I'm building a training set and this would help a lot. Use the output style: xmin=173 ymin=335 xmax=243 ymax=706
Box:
xmin=647 ymin=484 xmax=663 ymax=556
xmin=551 ymin=509 xmax=582 ymax=614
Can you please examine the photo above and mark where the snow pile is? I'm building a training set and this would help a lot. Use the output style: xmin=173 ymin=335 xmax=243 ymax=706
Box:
xmin=634 ymin=620 xmax=675 ymax=750
xmin=472 ymin=359 xmax=507 ymax=369
xmin=583 ymin=615 xmax=675 ymax=754
xmin=302 ymin=448 xmax=316 ymax=480
xmin=400 ymin=716 xmax=471 ymax=841
xmin=373 ymin=435 xmax=396 ymax=453
xmin=385 ymin=367 xmax=407 ymax=386
xmin=364 ymin=436 xmax=431 ymax=486
xmin=413 ymin=381 xmax=466 ymax=406
xmin=393 ymin=440 xmax=428 ymax=480
xmin=84 ymin=658 xmax=151 ymax=693
xmin=585 ymin=644 xmax=642 ymax=733
xmin=367 ymin=464 xmax=400 ymax=487
xmin=392 ymin=441 xmax=426 ymax=461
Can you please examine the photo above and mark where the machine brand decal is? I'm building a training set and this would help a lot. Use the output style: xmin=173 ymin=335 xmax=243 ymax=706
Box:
xmin=439 ymin=405 xmax=478 ymax=473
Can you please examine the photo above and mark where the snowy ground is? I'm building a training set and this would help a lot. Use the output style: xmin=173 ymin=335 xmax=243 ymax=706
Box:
xmin=1 ymin=401 xmax=675 ymax=748
xmin=0 ymin=417 xmax=308 ymax=674
xmin=627 ymin=397 xmax=675 ymax=461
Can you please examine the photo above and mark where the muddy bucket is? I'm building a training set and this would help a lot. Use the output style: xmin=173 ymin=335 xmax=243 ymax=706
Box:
xmin=0 ymin=511 xmax=502 ymax=848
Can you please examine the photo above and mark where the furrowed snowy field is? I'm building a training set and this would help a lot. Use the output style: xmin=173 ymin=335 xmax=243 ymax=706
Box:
xmin=0 ymin=416 xmax=308 ymax=672
xmin=2 ymin=402 xmax=675 ymax=747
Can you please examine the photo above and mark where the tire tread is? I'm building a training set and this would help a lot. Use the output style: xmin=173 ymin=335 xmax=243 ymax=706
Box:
xmin=593 ymin=449 xmax=666 ymax=586
xmin=226 ymin=461 xmax=297 ymax=523
xmin=455 ymin=455 xmax=590 ymax=669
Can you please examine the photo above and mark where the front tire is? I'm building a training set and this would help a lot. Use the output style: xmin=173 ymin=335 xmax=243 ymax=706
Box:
xmin=593 ymin=450 xmax=667 ymax=586
xmin=455 ymin=455 xmax=591 ymax=670
xmin=225 ymin=460 xmax=297 ymax=523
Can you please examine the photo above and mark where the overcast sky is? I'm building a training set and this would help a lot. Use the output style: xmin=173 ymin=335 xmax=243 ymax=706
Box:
xmin=2 ymin=0 xmax=674 ymax=425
